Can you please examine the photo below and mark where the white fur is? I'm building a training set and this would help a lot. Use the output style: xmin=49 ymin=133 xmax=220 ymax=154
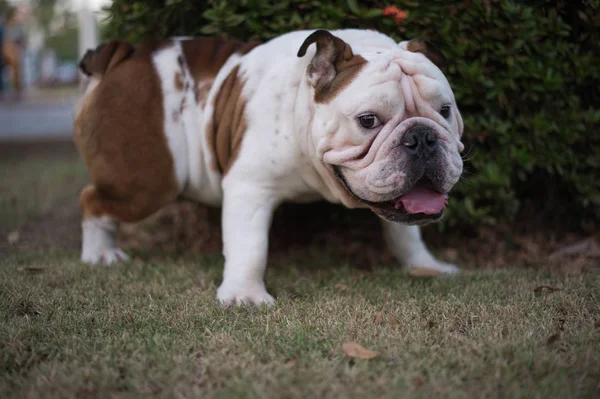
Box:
xmin=181 ymin=52 xmax=242 ymax=206
xmin=152 ymin=44 xmax=190 ymax=191
xmin=81 ymin=216 xmax=129 ymax=265
xmin=216 ymin=180 xmax=279 ymax=305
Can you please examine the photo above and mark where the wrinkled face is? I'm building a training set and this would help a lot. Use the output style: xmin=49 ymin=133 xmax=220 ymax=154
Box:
xmin=313 ymin=48 xmax=464 ymax=225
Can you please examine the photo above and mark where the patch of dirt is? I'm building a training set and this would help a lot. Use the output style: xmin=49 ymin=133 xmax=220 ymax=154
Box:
xmin=125 ymin=201 xmax=599 ymax=272
xmin=7 ymin=191 xmax=599 ymax=273
xmin=10 ymin=194 xmax=83 ymax=253
xmin=3 ymin=142 xmax=598 ymax=273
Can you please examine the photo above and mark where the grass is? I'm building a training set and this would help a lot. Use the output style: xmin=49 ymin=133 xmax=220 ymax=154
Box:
xmin=1 ymin=254 xmax=599 ymax=398
xmin=0 ymin=142 xmax=88 ymax=232
xmin=1 ymin=142 xmax=599 ymax=398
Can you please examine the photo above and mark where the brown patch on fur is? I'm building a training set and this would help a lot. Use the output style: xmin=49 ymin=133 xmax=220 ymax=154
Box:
xmin=315 ymin=53 xmax=366 ymax=103
xmin=405 ymin=39 xmax=447 ymax=70
xmin=180 ymin=38 xmax=259 ymax=82
xmin=78 ymin=40 xmax=135 ymax=77
xmin=79 ymin=186 xmax=103 ymax=219
xmin=174 ymin=38 xmax=261 ymax=172
xmin=74 ymin=41 xmax=179 ymax=223
xmin=207 ymin=65 xmax=248 ymax=175
xmin=174 ymin=72 xmax=184 ymax=91
xmin=297 ymin=30 xmax=367 ymax=104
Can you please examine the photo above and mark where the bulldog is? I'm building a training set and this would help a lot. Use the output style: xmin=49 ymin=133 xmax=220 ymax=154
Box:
xmin=73 ymin=29 xmax=464 ymax=305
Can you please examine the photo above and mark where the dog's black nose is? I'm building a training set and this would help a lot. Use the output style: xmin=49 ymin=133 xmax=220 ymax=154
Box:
xmin=401 ymin=125 xmax=439 ymax=158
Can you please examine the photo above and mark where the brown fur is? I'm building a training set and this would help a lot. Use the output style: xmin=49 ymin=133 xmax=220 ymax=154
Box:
xmin=405 ymin=39 xmax=447 ymax=70
xmin=208 ymin=65 xmax=248 ymax=175
xmin=178 ymin=38 xmax=259 ymax=173
xmin=74 ymin=42 xmax=179 ymax=223
xmin=78 ymin=40 xmax=135 ymax=77
xmin=297 ymin=30 xmax=367 ymax=104
xmin=180 ymin=38 xmax=259 ymax=84
xmin=75 ymin=36 xmax=261 ymax=220
xmin=174 ymin=72 xmax=184 ymax=91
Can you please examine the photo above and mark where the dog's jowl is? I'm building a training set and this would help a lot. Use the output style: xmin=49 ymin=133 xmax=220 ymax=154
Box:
xmin=73 ymin=29 xmax=464 ymax=305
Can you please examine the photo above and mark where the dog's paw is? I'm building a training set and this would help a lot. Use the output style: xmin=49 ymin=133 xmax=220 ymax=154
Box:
xmin=406 ymin=252 xmax=459 ymax=276
xmin=408 ymin=260 xmax=459 ymax=276
xmin=82 ymin=248 xmax=130 ymax=266
xmin=217 ymin=281 xmax=275 ymax=307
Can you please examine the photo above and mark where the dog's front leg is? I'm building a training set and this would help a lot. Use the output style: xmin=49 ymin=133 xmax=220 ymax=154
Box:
xmin=217 ymin=182 xmax=278 ymax=306
xmin=381 ymin=220 xmax=459 ymax=274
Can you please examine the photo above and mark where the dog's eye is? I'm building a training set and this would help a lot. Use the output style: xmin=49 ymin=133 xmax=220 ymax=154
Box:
xmin=440 ymin=105 xmax=451 ymax=118
xmin=358 ymin=114 xmax=380 ymax=129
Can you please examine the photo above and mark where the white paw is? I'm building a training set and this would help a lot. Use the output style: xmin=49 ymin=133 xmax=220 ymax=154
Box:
xmin=217 ymin=281 xmax=275 ymax=307
xmin=407 ymin=259 xmax=460 ymax=276
xmin=81 ymin=248 xmax=130 ymax=266
xmin=406 ymin=253 xmax=460 ymax=276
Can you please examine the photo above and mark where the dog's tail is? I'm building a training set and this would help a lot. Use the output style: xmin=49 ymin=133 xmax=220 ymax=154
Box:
xmin=78 ymin=40 xmax=135 ymax=77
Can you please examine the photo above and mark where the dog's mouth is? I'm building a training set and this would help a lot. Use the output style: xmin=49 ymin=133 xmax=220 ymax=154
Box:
xmin=362 ymin=178 xmax=449 ymax=216
xmin=333 ymin=166 xmax=448 ymax=224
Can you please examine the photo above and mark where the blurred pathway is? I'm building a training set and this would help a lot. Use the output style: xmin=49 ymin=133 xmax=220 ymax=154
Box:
xmin=0 ymin=86 xmax=78 ymax=141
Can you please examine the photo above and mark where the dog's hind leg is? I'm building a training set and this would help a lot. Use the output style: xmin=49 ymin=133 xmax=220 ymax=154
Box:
xmin=79 ymin=184 xmax=177 ymax=266
xmin=79 ymin=186 xmax=129 ymax=265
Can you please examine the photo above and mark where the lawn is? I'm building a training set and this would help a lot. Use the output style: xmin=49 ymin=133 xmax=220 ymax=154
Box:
xmin=1 ymin=142 xmax=599 ymax=398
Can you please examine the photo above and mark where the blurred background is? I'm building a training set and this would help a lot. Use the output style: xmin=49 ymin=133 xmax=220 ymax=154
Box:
xmin=0 ymin=1 xmax=598 ymax=269
xmin=0 ymin=0 xmax=108 ymax=138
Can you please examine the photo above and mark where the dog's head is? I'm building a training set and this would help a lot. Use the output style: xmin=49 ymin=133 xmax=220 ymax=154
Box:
xmin=298 ymin=30 xmax=464 ymax=225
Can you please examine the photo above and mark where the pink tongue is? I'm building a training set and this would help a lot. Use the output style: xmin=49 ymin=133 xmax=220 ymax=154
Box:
xmin=395 ymin=187 xmax=448 ymax=215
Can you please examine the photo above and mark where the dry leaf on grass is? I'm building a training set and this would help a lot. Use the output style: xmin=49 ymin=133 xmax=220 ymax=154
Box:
xmin=409 ymin=267 xmax=443 ymax=277
xmin=388 ymin=314 xmax=400 ymax=326
xmin=7 ymin=231 xmax=20 ymax=246
xmin=533 ymin=285 xmax=563 ymax=293
xmin=374 ymin=311 xmax=383 ymax=325
xmin=342 ymin=342 xmax=379 ymax=359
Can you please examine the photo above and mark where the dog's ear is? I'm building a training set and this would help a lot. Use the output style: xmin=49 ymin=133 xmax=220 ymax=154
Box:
xmin=399 ymin=39 xmax=447 ymax=70
xmin=78 ymin=40 xmax=135 ymax=77
xmin=297 ymin=30 xmax=366 ymax=102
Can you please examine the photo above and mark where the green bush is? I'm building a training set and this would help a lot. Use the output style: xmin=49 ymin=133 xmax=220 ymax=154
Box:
xmin=103 ymin=0 xmax=600 ymax=230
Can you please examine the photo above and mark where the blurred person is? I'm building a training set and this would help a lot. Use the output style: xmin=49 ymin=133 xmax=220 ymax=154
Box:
xmin=0 ymin=14 xmax=4 ymax=96
xmin=1 ymin=10 xmax=24 ymax=98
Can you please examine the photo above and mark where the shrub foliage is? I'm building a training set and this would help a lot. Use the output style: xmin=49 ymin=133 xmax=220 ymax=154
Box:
xmin=103 ymin=0 xmax=600 ymax=229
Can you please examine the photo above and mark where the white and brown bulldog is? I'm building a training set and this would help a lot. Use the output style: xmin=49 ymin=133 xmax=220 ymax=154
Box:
xmin=73 ymin=29 xmax=464 ymax=305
